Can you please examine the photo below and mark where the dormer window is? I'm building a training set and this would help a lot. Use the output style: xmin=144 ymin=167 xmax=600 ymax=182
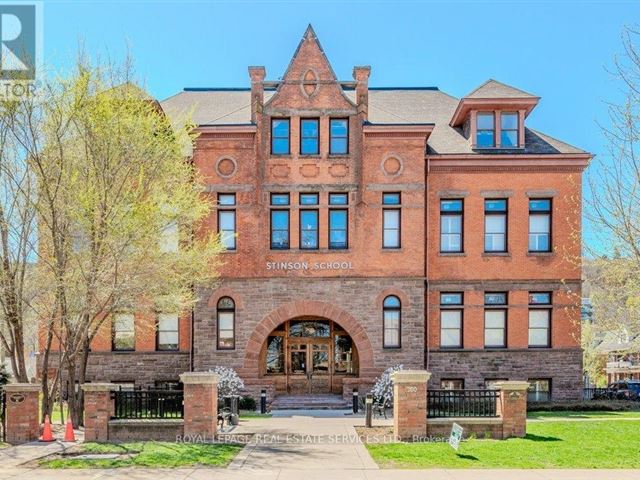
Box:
xmin=476 ymin=112 xmax=495 ymax=147
xmin=501 ymin=112 xmax=519 ymax=147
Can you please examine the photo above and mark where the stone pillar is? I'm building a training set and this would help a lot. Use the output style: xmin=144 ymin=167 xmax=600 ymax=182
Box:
xmin=180 ymin=372 xmax=219 ymax=439
xmin=391 ymin=370 xmax=431 ymax=441
xmin=495 ymin=381 xmax=529 ymax=438
xmin=82 ymin=383 xmax=115 ymax=442
xmin=3 ymin=383 xmax=40 ymax=444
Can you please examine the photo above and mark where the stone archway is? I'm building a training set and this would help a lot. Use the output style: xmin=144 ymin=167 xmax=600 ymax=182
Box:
xmin=243 ymin=300 xmax=374 ymax=377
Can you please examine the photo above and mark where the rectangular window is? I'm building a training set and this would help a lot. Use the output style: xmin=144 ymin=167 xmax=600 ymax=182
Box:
xmin=382 ymin=192 xmax=401 ymax=249
xmin=528 ymin=378 xmax=551 ymax=402
xmin=441 ymin=379 xmax=464 ymax=390
xmin=299 ymin=192 xmax=319 ymax=205
xmin=440 ymin=310 xmax=462 ymax=348
xmin=440 ymin=292 xmax=463 ymax=305
xmin=529 ymin=310 xmax=551 ymax=347
xmin=484 ymin=199 xmax=507 ymax=252
xmin=329 ymin=193 xmax=349 ymax=249
xmin=299 ymin=210 xmax=319 ymax=250
xmin=484 ymin=310 xmax=506 ymax=348
xmin=271 ymin=118 xmax=290 ymax=155
xmin=329 ymin=210 xmax=348 ymax=249
xmin=529 ymin=198 xmax=551 ymax=252
xmin=270 ymin=193 xmax=290 ymax=249
xmin=113 ymin=313 xmax=135 ymax=351
xmin=159 ymin=221 xmax=179 ymax=253
xmin=476 ymin=112 xmax=495 ymax=147
xmin=500 ymin=112 xmax=519 ymax=147
xmin=330 ymin=118 xmax=349 ymax=155
xmin=300 ymin=118 xmax=319 ymax=155
xmin=529 ymin=292 xmax=551 ymax=305
xmin=157 ymin=313 xmax=179 ymax=351
xmin=484 ymin=292 xmax=507 ymax=348
xmin=217 ymin=311 xmax=235 ymax=350
xmin=217 ymin=193 xmax=236 ymax=251
xmin=440 ymin=199 xmax=463 ymax=253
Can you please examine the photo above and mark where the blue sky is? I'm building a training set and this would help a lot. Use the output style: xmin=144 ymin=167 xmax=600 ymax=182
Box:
xmin=43 ymin=0 xmax=640 ymax=250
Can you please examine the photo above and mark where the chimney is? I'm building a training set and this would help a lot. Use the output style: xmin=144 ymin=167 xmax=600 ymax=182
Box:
xmin=353 ymin=66 xmax=371 ymax=120
xmin=248 ymin=66 xmax=266 ymax=123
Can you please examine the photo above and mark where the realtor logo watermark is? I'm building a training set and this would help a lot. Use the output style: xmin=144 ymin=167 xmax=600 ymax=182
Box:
xmin=0 ymin=1 xmax=42 ymax=99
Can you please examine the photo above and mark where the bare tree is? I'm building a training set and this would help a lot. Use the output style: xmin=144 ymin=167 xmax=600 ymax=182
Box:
xmin=586 ymin=26 xmax=640 ymax=350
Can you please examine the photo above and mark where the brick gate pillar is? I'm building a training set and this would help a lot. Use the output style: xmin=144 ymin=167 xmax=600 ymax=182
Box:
xmin=495 ymin=381 xmax=529 ymax=438
xmin=3 ymin=383 xmax=40 ymax=444
xmin=180 ymin=372 xmax=220 ymax=439
xmin=82 ymin=383 xmax=115 ymax=442
xmin=391 ymin=370 xmax=431 ymax=441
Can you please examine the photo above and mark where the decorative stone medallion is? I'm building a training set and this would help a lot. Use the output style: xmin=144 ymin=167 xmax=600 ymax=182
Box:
xmin=329 ymin=164 xmax=349 ymax=177
xmin=216 ymin=157 xmax=237 ymax=178
xmin=9 ymin=393 xmax=25 ymax=404
xmin=382 ymin=154 xmax=403 ymax=177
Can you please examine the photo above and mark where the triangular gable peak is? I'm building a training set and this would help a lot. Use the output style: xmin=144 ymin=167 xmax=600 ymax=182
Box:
xmin=265 ymin=25 xmax=356 ymax=112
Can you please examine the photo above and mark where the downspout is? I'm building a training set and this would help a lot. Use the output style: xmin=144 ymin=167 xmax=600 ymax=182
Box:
xmin=425 ymin=154 xmax=430 ymax=373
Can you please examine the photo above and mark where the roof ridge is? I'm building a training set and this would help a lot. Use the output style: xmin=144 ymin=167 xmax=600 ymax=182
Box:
xmin=465 ymin=78 xmax=536 ymax=98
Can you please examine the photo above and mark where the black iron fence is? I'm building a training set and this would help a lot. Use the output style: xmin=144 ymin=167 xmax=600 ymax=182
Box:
xmin=583 ymin=387 xmax=639 ymax=401
xmin=427 ymin=389 xmax=499 ymax=418
xmin=112 ymin=389 xmax=184 ymax=419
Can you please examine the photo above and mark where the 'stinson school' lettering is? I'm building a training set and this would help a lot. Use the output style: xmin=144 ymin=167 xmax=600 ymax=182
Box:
xmin=266 ymin=261 xmax=354 ymax=271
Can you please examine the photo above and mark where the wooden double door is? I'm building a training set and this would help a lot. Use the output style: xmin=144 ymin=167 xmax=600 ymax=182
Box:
xmin=287 ymin=338 xmax=332 ymax=394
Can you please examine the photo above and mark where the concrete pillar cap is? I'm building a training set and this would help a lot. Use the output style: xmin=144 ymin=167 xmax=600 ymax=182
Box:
xmin=81 ymin=383 xmax=117 ymax=392
xmin=2 ymin=383 xmax=40 ymax=392
xmin=180 ymin=372 xmax=220 ymax=385
xmin=494 ymin=381 xmax=530 ymax=391
xmin=391 ymin=370 xmax=431 ymax=384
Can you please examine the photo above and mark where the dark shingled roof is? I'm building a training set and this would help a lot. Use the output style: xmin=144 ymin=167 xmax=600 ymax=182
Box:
xmin=161 ymin=86 xmax=585 ymax=155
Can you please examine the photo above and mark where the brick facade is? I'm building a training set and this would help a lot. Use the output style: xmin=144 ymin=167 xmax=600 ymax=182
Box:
xmin=3 ymin=384 xmax=40 ymax=444
xmin=43 ymin=26 xmax=590 ymax=405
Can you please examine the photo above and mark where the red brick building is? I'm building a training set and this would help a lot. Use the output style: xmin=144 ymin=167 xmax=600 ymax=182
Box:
xmin=76 ymin=26 xmax=590 ymax=402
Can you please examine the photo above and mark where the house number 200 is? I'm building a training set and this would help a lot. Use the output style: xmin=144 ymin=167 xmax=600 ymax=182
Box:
xmin=406 ymin=386 xmax=417 ymax=393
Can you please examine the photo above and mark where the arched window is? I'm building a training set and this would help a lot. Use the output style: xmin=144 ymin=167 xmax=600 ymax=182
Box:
xmin=217 ymin=297 xmax=235 ymax=350
xmin=383 ymin=295 xmax=401 ymax=348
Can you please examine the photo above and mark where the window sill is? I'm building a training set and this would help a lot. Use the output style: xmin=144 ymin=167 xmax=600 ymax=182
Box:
xmin=299 ymin=154 xmax=321 ymax=159
xmin=527 ymin=252 xmax=555 ymax=257
xmin=439 ymin=252 xmax=466 ymax=257
xmin=221 ymin=249 xmax=238 ymax=254
xmin=270 ymin=248 xmax=351 ymax=253
xmin=381 ymin=248 xmax=403 ymax=252
xmin=482 ymin=252 xmax=511 ymax=257
xmin=328 ymin=154 xmax=350 ymax=159
xmin=528 ymin=345 xmax=552 ymax=349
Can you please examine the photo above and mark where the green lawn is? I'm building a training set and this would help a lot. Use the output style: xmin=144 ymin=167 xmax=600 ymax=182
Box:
xmin=239 ymin=410 xmax=272 ymax=419
xmin=366 ymin=414 xmax=640 ymax=468
xmin=40 ymin=441 xmax=243 ymax=468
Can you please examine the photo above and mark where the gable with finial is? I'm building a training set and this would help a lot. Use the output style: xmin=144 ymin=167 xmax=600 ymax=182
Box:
xmin=265 ymin=25 xmax=356 ymax=112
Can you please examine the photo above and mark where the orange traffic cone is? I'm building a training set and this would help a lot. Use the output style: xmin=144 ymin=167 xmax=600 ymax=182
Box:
xmin=39 ymin=415 xmax=55 ymax=442
xmin=63 ymin=417 xmax=75 ymax=442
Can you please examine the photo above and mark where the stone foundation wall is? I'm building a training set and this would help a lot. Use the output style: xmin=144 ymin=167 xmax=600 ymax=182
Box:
xmin=427 ymin=348 xmax=583 ymax=400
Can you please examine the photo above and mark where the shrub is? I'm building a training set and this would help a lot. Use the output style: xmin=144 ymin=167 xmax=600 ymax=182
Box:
xmin=0 ymin=364 xmax=10 ymax=386
xmin=371 ymin=364 xmax=404 ymax=405
xmin=239 ymin=396 xmax=257 ymax=411
xmin=209 ymin=366 xmax=245 ymax=398
xmin=527 ymin=400 xmax=640 ymax=412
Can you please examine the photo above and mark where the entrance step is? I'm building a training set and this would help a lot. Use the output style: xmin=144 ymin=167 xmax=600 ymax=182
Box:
xmin=270 ymin=394 xmax=351 ymax=410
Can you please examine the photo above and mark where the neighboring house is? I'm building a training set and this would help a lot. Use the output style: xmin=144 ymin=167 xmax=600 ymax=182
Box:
xmin=39 ymin=26 xmax=591 ymax=402
xmin=595 ymin=331 xmax=640 ymax=383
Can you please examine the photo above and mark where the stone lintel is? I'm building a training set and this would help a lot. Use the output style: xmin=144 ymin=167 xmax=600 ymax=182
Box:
xmin=391 ymin=370 xmax=431 ymax=384
xmin=180 ymin=372 xmax=220 ymax=385
xmin=2 ymin=383 xmax=40 ymax=392
xmin=81 ymin=383 xmax=117 ymax=392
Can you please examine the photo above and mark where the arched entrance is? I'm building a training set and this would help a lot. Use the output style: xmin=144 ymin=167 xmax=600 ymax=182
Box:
xmin=259 ymin=317 xmax=359 ymax=394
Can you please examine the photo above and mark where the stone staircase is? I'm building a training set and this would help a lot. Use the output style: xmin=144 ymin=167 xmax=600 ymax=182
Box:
xmin=270 ymin=394 xmax=352 ymax=410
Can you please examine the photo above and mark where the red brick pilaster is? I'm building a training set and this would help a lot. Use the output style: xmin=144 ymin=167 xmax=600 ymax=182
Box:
xmin=496 ymin=381 xmax=529 ymax=438
xmin=180 ymin=372 xmax=219 ymax=439
xmin=3 ymin=383 xmax=40 ymax=444
xmin=391 ymin=370 xmax=431 ymax=441
xmin=82 ymin=383 xmax=115 ymax=442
